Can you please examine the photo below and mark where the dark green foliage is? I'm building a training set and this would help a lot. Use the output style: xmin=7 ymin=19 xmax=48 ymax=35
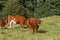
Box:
xmin=0 ymin=0 xmax=60 ymax=19
xmin=34 ymin=0 xmax=60 ymax=18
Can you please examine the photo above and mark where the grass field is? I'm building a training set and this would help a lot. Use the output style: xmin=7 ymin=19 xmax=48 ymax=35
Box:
xmin=0 ymin=16 xmax=60 ymax=40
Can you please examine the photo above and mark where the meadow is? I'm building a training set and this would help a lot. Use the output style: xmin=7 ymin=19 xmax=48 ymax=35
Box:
xmin=0 ymin=16 xmax=60 ymax=40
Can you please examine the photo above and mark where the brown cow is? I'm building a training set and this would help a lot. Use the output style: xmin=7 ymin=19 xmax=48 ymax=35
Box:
xmin=26 ymin=17 xmax=42 ymax=34
xmin=14 ymin=16 xmax=26 ymax=28
xmin=0 ymin=19 xmax=7 ymax=28
xmin=7 ymin=15 xmax=26 ymax=28
xmin=7 ymin=15 xmax=16 ymax=28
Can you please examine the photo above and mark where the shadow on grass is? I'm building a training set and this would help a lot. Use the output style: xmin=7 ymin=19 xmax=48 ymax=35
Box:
xmin=15 ymin=26 xmax=23 ymax=28
xmin=0 ymin=32 xmax=6 ymax=34
xmin=37 ymin=30 xmax=48 ymax=33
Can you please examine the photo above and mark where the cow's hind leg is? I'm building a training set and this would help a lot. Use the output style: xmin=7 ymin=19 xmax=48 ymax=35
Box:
xmin=0 ymin=26 xmax=1 ymax=28
xmin=31 ymin=28 xmax=35 ymax=34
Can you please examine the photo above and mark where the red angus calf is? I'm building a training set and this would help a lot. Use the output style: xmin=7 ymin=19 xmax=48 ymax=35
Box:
xmin=26 ymin=17 xmax=42 ymax=34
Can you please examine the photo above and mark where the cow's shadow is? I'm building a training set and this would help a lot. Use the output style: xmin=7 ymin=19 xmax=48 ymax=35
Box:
xmin=37 ymin=30 xmax=48 ymax=33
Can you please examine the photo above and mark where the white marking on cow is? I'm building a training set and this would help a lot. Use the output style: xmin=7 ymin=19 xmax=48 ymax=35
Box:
xmin=9 ymin=18 xmax=16 ymax=28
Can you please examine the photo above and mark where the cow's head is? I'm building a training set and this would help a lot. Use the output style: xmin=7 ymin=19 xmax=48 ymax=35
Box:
xmin=36 ymin=19 xmax=42 ymax=26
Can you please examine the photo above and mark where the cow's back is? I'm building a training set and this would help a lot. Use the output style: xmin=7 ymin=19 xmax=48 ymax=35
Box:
xmin=15 ymin=16 xmax=26 ymax=24
xmin=29 ymin=17 xmax=37 ymax=25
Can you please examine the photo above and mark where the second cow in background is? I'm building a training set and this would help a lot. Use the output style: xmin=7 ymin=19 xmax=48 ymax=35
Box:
xmin=26 ymin=17 xmax=42 ymax=34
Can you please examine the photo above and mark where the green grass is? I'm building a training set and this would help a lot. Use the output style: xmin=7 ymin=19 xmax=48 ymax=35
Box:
xmin=0 ymin=16 xmax=60 ymax=40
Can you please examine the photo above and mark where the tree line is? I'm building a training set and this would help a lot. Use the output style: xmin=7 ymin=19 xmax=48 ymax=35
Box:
xmin=0 ymin=0 xmax=60 ymax=19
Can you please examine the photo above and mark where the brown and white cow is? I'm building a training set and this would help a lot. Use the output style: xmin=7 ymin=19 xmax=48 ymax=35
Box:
xmin=7 ymin=15 xmax=26 ymax=28
xmin=26 ymin=17 xmax=42 ymax=34
xmin=7 ymin=15 xmax=16 ymax=28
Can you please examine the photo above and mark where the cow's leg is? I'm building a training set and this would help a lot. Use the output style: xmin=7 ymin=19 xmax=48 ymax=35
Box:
xmin=32 ymin=26 xmax=38 ymax=34
xmin=31 ymin=28 xmax=35 ymax=34
xmin=35 ymin=26 xmax=39 ymax=33
xmin=21 ymin=24 xmax=24 ymax=28
xmin=7 ymin=23 xmax=11 ymax=28
xmin=31 ymin=28 xmax=33 ymax=33
xmin=36 ymin=26 xmax=39 ymax=33
xmin=5 ymin=23 xmax=9 ymax=28
xmin=35 ymin=28 xmax=38 ymax=33
xmin=9 ymin=23 xmax=12 ymax=28
xmin=0 ymin=26 xmax=1 ymax=28
xmin=7 ymin=21 xmax=12 ymax=28
xmin=33 ymin=28 xmax=35 ymax=34
xmin=20 ymin=23 xmax=24 ymax=28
